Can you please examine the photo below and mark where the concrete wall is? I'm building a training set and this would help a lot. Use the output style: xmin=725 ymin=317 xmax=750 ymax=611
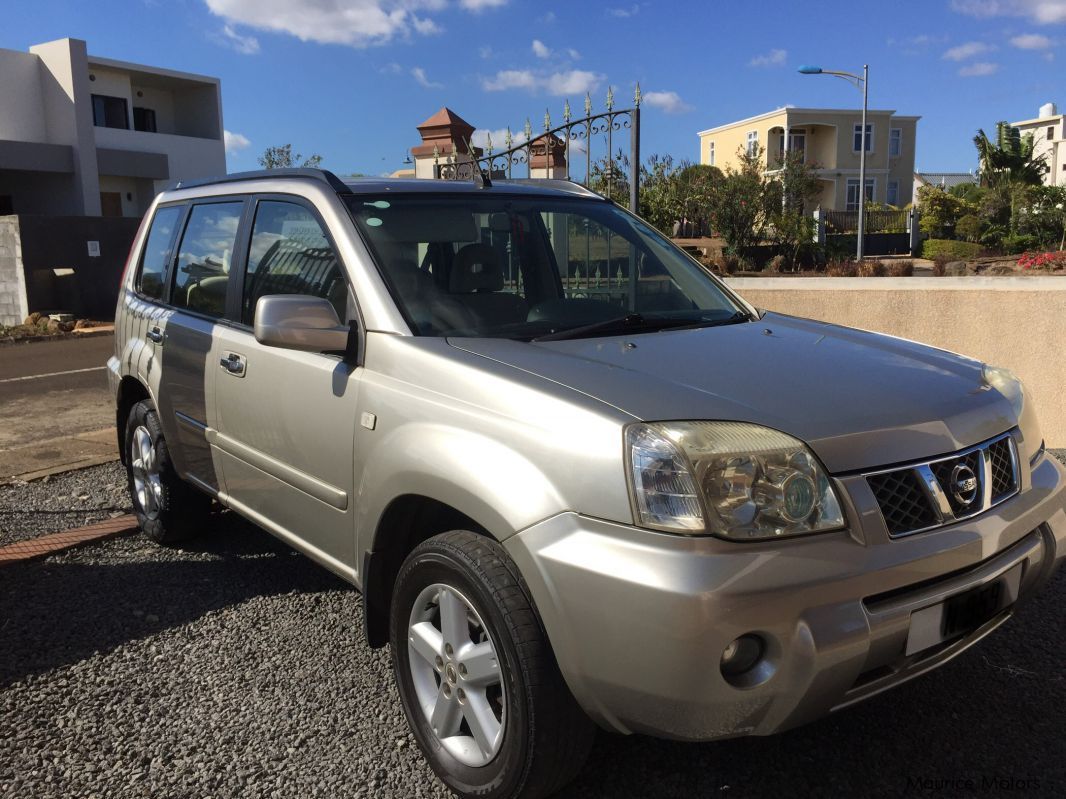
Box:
xmin=726 ymin=276 xmax=1066 ymax=446
xmin=0 ymin=49 xmax=48 ymax=141
xmin=94 ymin=127 xmax=226 ymax=192
xmin=0 ymin=216 xmax=29 ymax=326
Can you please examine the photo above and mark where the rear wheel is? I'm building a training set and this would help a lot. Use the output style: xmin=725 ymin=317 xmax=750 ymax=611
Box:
xmin=124 ymin=399 xmax=212 ymax=544
xmin=390 ymin=530 xmax=594 ymax=799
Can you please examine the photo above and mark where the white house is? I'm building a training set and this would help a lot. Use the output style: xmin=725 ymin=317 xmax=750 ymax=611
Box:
xmin=1010 ymin=103 xmax=1066 ymax=188
xmin=0 ymin=37 xmax=226 ymax=218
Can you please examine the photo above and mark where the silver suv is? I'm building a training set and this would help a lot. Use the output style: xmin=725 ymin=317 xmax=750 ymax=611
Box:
xmin=110 ymin=169 xmax=1066 ymax=799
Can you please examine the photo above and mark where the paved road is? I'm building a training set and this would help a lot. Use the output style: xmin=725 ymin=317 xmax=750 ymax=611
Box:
xmin=0 ymin=336 xmax=115 ymax=472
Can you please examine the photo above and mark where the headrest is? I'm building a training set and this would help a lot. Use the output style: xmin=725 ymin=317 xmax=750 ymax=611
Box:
xmin=450 ymin=244 xmax=503 ymax=293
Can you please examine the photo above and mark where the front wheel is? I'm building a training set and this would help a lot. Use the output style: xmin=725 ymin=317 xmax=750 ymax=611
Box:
xmin=390 ymin=531 xmax=594 ymax=799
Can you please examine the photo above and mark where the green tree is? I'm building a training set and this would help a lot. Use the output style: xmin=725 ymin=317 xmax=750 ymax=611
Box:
xmin=258 ymin=144 xmax=324 ymax=169
xmin=705 ymin=145 xmax=771 ymax=261
xmin=973 ymin=123 xmax=1048 ymax=189
xmin=764 ymin=151 xmax=823 ymax=269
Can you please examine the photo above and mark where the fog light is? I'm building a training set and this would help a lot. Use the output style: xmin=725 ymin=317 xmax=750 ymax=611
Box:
xmin=721 ymin=635 xmax=764 ymax=677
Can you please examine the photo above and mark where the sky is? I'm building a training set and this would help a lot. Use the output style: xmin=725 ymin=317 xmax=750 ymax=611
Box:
xmin=4 ymin=0 xmax=1065 ymax=177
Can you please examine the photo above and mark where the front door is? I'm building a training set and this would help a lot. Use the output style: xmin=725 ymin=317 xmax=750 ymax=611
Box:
xmin=101 ymin=192 xmax=123 ymax=217
xmin=210 ymin=197 xmax=360 ymax=572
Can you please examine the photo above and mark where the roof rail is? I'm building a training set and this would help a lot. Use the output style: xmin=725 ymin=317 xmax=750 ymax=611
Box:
xmin=166 ymin=168 xmax=352 ymax=194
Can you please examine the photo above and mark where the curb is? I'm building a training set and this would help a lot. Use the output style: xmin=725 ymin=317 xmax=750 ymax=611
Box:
xmin=0 ymin=326 xmax=114 ymax=347
xmin=2 ymin=452 xmax=121 ymax=486
xmin=0 ymin=514 xmax=138 ymax=565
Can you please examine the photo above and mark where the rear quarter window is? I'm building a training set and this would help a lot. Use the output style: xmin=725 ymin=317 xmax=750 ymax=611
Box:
xmin=136 ymin=205 xmax=183 ymax=300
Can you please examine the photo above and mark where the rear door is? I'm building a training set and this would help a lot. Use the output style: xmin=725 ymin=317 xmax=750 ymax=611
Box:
xmin=210 ymin=196 xmax=361 ymax=573
xmin=156 ymin=197 xmax=248 ymax=494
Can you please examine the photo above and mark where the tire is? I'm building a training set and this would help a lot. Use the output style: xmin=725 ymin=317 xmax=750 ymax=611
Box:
xmin=390 ymin=531 xmax=594 ymax=799
xmin=124 ymin=399 xmax=212 ymax=544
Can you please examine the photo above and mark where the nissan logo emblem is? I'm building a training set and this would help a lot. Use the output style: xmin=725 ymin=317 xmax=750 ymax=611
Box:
xmin=951 ymin=464 xmax=979 ymax=506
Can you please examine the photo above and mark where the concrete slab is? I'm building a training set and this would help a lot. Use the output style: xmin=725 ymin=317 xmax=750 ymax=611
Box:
xmin=0 ymin=427 xmax=117 ymax=483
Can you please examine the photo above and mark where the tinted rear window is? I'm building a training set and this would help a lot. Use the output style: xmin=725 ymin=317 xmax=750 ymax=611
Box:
xmin=137 ymin=205 xmax=182 ymax=300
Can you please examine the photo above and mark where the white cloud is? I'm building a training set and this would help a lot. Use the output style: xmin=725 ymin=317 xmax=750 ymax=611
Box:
xmin=546 ymin=69 xmax=602 ymax=96
xmin=205 ymin=0 xmax=457 ymax=48
xmin=749 ymin=48 xmax=787 ymax=67
xmin=478 ymin=45 xmax=494 ymax=59
xmin=471 ymin=127 xmax=527 ymax=149
xmin=532 ymin=39 xmax=551 ymax=58
xmin=642 ymin=90 xmax=693 ymax=114
xmin=224 ymin=130 xmax=251 ymax=154
xmin=539 ymin=11 xmax=556 ymax=22
xmin=567 ymin=47 xmax=581 ymax=59
xmin=483 ymin=69 xmax=538 ymax=91
xmin=411 ymin=66 xmax=442 ymax=88
xmin=959 ymin=61 xmax=1000 ymax=75
xmin=608 ymin=4 xmax=640 ymax=16
xmin=951 ymin=0 xmax=1066 ymax=24
xmin=943 ymin=41 xmax=992 ymax=60
xmin=1010 ymin=32 xmax=1052 ymax=48
xmin=219 ymin=24 xmax=259 ymax=54
xmin=460 ymin=0 xmax=508 ymax=10
xmin=482 ymin=68 xmax=602 ymax=96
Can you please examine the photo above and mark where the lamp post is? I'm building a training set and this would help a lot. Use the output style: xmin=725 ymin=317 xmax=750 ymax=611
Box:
xmin=798 ymin=64 xmax=869 ymax=260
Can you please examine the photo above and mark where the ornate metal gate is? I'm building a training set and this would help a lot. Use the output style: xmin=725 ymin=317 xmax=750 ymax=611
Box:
xmin=435 ymin=86 xmax=642 ymax=214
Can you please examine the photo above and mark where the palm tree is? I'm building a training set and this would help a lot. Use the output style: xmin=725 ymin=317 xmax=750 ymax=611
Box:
xmin=973 ymin=122 xmax=1048 ymax=188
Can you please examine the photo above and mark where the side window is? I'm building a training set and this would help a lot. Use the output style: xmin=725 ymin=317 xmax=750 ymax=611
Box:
xmin=136 ymin=205 xmax=182 ymax=300
xmin=171 ymin=201 xmax=244 ymax=318
xmin=242 ymin=201 xmax=347 ymax=325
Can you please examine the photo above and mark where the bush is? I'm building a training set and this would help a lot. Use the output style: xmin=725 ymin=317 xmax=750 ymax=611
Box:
xmin=764 ymin=254 xmax=786 ymax=273
xmin=932 ymin=254 xmax=950 ymax=276
xmin=859 ymin=261 xmax=886 ymax=277
xmin=920 ymin=239 xmax=982 ymax=260
xmin=999 ymin=233 xmax=1040 ymax=255
xmin=955 ymin=214 xmax=984 ymax=243
xmin=826 ymin=260 xmax=859 ymax=277
xmin=1018 ymin=250 xmax=1066 ymax=271
xmin=886 ymin=259 xmax=914 ymax=277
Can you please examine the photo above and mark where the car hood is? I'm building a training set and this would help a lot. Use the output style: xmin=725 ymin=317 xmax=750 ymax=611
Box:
xmin=448 ymin=313 xmax=1017 ymax=473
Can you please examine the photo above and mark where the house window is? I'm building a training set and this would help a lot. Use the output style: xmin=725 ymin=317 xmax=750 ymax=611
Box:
xmin=780 ymin=131 xmax=806 ymax=162
xmin=889 ymin=128 xmax=902 ymax=157
xmin=1049 ymin=126 xmax=1056 ymax=141
xmin=846 ymin=178 xmax=875 ymax=211
xmin=746 ymin=130 xmax=758 ymax=156
xmin=91 ymin=94 xmax=129 ymax=129
xmin=853 ymin=123 xmax=873 ymax=153
xmin=707 ymin=141 xmax=715 ymax=166
xmin=887 ymin=179 xmax=899 ymax=207
xmin=133 ymin=107 xmax=157 ymax=133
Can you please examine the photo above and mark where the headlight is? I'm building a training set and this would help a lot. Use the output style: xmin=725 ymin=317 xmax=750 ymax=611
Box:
xmin=626 ymin=421 xmax=845 ymax=540
xmin=982 ymin=365 xmax=1024 ymax=418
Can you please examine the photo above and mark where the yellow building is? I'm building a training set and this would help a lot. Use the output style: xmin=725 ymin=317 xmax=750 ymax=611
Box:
xmin=697 ymin=107 xmax=919 ymax=210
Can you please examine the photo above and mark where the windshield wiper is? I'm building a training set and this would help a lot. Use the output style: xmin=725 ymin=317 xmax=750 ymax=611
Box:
xmin=532 ymin=310 xmax=749 ymax=342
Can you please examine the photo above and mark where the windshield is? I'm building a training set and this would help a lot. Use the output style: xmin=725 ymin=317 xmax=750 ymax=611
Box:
xmin=346 ymin=193 xmax=746 ymax=340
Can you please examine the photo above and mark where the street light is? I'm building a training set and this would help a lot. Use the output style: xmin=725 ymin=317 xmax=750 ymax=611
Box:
xmin=799 ymin=64 xmax=869 ymax=260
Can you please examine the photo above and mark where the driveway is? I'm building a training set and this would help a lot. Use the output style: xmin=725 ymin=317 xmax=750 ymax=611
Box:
xmin=2 ymin=492 xmax=1063 ymax=797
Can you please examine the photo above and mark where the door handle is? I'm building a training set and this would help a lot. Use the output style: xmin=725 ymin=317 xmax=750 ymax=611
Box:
xmin=219 ymin=352 xmax=246 ymax=375
xmin=147 ymin=327 xmax=163 ymax=344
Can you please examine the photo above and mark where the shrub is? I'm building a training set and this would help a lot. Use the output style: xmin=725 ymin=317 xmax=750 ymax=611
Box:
xmin=955 ymin=214 xmax=984 ymax=243
xmin=999 ymin=233 xmax=1040 ymax=255
xmin=1017 ymin=250 xmax=1066 ymax=271
xmin=886 ymin=260 xmax=914 ymax=277
xmin=932 ymin=254 xmax=951 ymax=276
xmin=764 ymin=254 xmax=786 ymax=273
xmin=859 ymin=261 xmax=886 ymax=277
xmin=826 ymin=260 xmax=859 ymax=277
xmin=920 ymin=239 xmax=982 ymax=260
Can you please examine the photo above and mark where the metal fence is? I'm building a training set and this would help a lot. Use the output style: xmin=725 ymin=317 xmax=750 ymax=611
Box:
xmin=824 ymin=208 xmax=909 ymax=234
xmin=436 ymin=87 xmax=642 ymax=214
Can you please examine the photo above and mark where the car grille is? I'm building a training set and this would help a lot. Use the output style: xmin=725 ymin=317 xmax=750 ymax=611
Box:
xmin=865 ymin=432 xmax=1020 ymax=537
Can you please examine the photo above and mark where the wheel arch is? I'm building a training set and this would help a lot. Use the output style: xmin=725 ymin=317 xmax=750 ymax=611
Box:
xmin=362 ymin=493 xmax=492 ymax=649
xmin=115 ymin=376 xmax=152 ymax=465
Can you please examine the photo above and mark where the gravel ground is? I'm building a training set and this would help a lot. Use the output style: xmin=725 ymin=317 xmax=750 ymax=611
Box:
xmin=1 ymin=456 xmax=1064 ymax=798
xmin=0 ymin=462 xmax=129 ymax=545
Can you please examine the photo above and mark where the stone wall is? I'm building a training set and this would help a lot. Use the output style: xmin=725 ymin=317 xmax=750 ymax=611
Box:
xmin=727 ymin=276 xmax=1066 ymax=446
xmin=0 ymin=216 xmax=28 ymax=326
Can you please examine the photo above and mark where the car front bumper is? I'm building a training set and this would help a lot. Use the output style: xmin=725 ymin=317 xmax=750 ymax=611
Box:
xmin=504 ymin=451 xmax=1066 ymax=741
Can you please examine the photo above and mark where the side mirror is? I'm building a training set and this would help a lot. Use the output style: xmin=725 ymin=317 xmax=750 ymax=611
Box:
xmin=253 ymin=295 xmax=350 ymax=353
